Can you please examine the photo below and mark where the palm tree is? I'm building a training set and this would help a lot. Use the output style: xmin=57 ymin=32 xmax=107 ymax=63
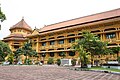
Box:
xmin=72 ymin=44 xmax=89 ymax=68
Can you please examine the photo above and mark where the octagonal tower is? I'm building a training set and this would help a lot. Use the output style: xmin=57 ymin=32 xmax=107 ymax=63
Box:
xmin=3 ymin=18 xmax=32 ymax=52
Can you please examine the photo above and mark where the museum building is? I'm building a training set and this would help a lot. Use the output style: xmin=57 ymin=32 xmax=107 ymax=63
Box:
xmin=3 ymin=8 xmax=120 ymax=64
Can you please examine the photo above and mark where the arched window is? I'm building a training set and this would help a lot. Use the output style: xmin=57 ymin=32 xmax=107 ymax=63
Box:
xmin=69 ymin=51 xmax=75 ymax=56
xmin=58 ymin=39 xmax=64 ymax=44
xmin=68 ymin=38 xmax=75 ymax=43
xmin=67 ymin=34 xmax=75 ymax=37
xmin=50 ymin=52 xmax=54 ymax=57
xmin=57 ymin=36 xmax=64 ymax=38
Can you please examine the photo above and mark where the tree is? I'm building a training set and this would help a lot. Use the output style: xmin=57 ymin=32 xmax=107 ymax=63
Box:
xmin=6 ymin=53 xmax=14 ymax=64
xmin=29 ymin=50 xmax=38 ymax=58
xmin=14 ymin=48 xmax=23 ymax=62
xmin=110 ymin=46 xmax=120 ymax=59
xmin=72 ymin=31 xmax=108 ymax=66
xmin=0 ymin=4 xmax=6 ymax=22
xmin=72 ymin=43 xmax=90 ymax=67
xmin=22 ymin=42 xmax=38 ymax=64
xmin=22 ymin=42 xmax=32 ymax=60
xmin=0 ymin=40 xmax=11 ymax=61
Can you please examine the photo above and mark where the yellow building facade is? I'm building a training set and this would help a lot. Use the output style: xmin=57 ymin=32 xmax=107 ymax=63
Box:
xmin=28 ymin=8 xmax=120 ymax=64
xmin=3 ymin=8 xmax=120 ymax=64
xmin=3 ymin=18 xmax=32 ymax=52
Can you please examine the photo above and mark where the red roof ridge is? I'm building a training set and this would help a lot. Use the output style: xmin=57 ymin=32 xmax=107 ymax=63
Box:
xmin=48 ymin=8 xmax=120 ymax=26
xmin=39 ymin=8 xmax=120 ymax=32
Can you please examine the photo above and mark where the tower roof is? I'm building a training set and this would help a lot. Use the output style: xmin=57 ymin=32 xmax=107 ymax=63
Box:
xmin=3 ymin=34 xmax=27 ymax=41
xmin=9 ymin=18 xmax=32 ymax=32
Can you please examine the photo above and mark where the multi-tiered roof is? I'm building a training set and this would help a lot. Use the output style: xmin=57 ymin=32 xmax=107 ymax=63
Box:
xmin=3 ymin=18 xmax=32 ymax=41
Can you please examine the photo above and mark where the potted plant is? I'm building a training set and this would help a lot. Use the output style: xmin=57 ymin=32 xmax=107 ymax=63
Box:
xmin=56 ymin=59 xmax=61 ymax=66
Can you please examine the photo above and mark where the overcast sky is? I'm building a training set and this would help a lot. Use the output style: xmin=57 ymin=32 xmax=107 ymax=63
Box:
xmin=0 ymin=0 xmax=120 ymax=39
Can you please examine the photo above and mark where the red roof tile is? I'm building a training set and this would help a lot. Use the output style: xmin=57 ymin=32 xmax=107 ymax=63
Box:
xmin=10 ymin=18 xmax=32 ymax=32
xmin=39 ymin=8 xmax=120 ymax=33
xmin=3 ymin=34 xmax=27 ymax=41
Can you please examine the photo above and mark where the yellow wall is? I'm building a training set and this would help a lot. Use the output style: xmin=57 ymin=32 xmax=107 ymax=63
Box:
xmin=29 ymin=19 xmax=120 ymax=64
xmin=5 ymin=28 xmax=31 ymax=52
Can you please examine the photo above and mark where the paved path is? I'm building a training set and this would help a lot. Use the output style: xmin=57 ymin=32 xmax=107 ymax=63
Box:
xmin=0 ymin=65 xmax=119 ymax=80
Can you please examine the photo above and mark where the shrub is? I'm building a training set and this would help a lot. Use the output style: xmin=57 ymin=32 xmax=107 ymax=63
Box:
xmin=47 ymin=58 xmax=54 ymax=64
xmin=71 ymin=59 xmax=77 ymax=66
xmin=6 ymin=53 xmax=14 ymax=64
xmin=24 ymin=58 xmax=32 ymax=65
xmin=56 ymin=59 xmax=61 ymax=66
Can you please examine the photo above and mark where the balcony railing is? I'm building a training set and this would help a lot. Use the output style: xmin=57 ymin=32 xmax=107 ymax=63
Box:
xmin=48 ymin=45 xmax=55 ymax=49
xmin=40 ymin=46 xmax=46 ymax=49
xmin=57 ymin=44 xmax=64 ymax=48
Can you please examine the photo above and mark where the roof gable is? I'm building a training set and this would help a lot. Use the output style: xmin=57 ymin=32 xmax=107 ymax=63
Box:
xmin=32 ymin=28 xmax=39 ymax=35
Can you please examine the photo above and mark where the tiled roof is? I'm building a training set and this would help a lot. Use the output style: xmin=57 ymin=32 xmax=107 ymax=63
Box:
xmin=3 ymin=34 xmax=27 ymax=41
xmin=39 ymin=8 xmax=120 ymax=33
xmin=10 ymin=18 xmax=32 ymax=32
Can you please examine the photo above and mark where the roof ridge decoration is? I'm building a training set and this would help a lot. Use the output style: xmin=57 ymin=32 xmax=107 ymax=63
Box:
xmin=9 ymin=18 xmax=32 ymax=32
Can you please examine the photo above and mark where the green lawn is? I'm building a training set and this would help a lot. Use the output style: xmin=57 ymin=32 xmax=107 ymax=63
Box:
xmin=89 ymin=66 xmax=120 ymax=72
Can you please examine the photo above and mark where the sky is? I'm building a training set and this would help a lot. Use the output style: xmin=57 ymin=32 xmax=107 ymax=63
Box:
xmin=0 ymin=0 xmax=120 ymax=39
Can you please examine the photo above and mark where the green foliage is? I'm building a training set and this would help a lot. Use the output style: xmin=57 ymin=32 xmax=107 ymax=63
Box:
xmin=56 ymin=59 xmax=61 ymax=66
xmin=71 ymin=58 xmax=77 ymax=66
xmin=110 ymin=47 xmax=120 ymax=54
xmin=90 ymin=66 xmax=120 ymax=72
xmin=0 ymin=6 xmax=6 ymax=22
xmin=24 ymin=58 xmax=32 ymax=65
xmin=118 ymin=57 xmax=120 ymax=63
xmin=6 ymin=53 xmax=14 ymax=64
xmin=22 ymin=42 xmax=32 ymax=57
xmin=22 ymin=42 xmax=38 ymax=60
xmin=80 ymin=31 xmax=107 ymax=55
xmin=14 ymin=42 xmax=38 ymax=64
xmin=14 ymin=48 xmax=23 ymax=60
xmin=59 ymin=52 xmax=66 ymax=58
xmin=47 ymin=57 xmax=54 ymax=64
xmin=103 ymin=48 xmax=113 ymax=55
xmin=0 ymin=40 xmax=12 ymax=61
xmin=72 ymin=31 xmax=108 ymax=66
xmin=29 ymin=50 xmax=38 ymax=57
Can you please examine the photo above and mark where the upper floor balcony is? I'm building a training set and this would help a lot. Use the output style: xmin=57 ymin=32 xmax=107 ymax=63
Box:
xmin=40 ymin=46 xmax=46 ymax=50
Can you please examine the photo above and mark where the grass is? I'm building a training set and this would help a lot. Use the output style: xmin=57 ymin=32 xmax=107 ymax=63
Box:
xmin=89 ymin=66 xmax=120 ymax=72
